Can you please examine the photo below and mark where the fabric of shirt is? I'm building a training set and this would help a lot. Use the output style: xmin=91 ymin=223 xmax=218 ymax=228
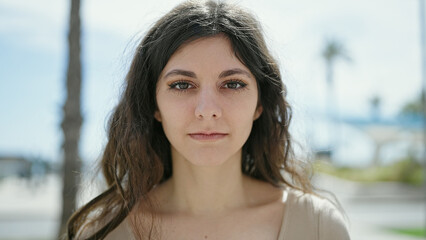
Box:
xmin=277 ymin=188 xmax=350 ymax=240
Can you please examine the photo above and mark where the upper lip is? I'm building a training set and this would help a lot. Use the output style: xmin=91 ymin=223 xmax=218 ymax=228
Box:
xmin=188 ymin=131 xmax=228 ymax=135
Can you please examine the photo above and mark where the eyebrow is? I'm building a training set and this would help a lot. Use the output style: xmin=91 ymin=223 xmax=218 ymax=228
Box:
xmin=162 ymin=68 xmax=253 ymax=80
xmin=163 ymin=69 xmax=197 ymax=79
xmin=219 ymin=68 xmax=252 ymax=79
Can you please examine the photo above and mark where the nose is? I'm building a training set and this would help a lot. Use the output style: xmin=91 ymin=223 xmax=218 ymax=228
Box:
xmin=194 ymin=88 xmax=222 ymax=119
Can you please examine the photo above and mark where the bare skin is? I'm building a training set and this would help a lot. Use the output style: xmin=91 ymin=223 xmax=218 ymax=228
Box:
xmin=106 ymin=178 xmax=285 ymax=240
xmin=149 ymin=175 xmax=286 ymax=240
xmin=105 ymin=179 xmax=285 ymax=239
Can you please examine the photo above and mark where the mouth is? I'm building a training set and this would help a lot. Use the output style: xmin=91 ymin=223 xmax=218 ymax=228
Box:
xmin=188 ymin=132 xmax=228 ymax=141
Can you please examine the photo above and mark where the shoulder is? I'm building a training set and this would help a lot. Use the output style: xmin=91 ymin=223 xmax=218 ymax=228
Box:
xmin=75 ymin=218 xmax=134 ymax=240
xmin=103 ymin=218 xmax=134 ymax=240
xmin=281 ymin=188 xmax=350 ymax=240
xmin=74 ymin=208 xmax=135 ymax=240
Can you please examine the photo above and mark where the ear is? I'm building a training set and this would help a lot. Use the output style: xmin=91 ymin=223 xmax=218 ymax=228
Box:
xmin=253 ymin=105 xmax=263 ymax=120
xmin=154 ymin=110 xmax=162 ymax=122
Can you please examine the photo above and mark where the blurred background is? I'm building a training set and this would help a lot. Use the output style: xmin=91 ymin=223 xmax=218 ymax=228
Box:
xmin=0 ymin=0 xmax=425 ymax=239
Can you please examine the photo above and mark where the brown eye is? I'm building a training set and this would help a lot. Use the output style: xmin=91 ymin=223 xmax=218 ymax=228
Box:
xmin=169 ymin=81 xmax=193 ymax=90
xmin=223 ymin=80 xmax=247 ymax=89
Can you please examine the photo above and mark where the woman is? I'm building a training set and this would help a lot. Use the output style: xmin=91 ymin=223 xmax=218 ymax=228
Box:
xmin=67 ymin=1 xmax=350 ymax=239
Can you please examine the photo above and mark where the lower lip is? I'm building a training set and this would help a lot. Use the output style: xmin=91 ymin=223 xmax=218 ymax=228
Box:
xmin=189 ymin=133 xmax=228 ymax=141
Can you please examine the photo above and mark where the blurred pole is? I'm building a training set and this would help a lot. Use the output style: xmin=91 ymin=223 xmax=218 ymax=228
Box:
xmin=326 ymin=59 xmax=335 ymax=160
xmin=420 ymin=0 xmax=426 ymax=235
xmin=58 ymin=0 xmax=82 ymax=238
xmin=322 ymin=40 xmax=350 ymax=163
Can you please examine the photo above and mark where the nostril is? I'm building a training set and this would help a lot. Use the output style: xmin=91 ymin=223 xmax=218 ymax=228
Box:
xmin=194 ymin=92 xmax=222 ymax=119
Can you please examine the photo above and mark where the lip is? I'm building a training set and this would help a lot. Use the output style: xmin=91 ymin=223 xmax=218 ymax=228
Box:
xmin=188 ymin=132 xmax=228 ymax=141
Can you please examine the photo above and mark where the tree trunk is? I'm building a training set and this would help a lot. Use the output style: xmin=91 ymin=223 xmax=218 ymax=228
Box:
xmin=58 ymin=0 xmax=82 ymax=238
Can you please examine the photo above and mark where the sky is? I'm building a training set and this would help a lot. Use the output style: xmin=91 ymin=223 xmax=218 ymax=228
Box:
xmin=0 ymin=0 xmax=423 ymax=166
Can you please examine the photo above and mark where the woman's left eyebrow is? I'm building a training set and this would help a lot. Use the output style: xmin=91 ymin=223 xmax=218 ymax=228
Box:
xmin=163 ymin=69 xmax=197 ymax=79
xmin=219 ymin=68 xmax=253 ymax=79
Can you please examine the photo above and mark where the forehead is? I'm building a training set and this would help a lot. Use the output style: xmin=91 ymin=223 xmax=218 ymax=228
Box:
xmin=159 ymin=35 xmax=253 ymax=79
xmin=172 ymin=35 xmax=234 ymax=58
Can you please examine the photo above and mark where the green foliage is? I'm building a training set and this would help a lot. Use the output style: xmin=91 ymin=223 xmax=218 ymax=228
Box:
xmin=388 ymin=227 xmax=426 ymax=237
xmin=314 ymin=157 xmax=424 ymax=185
xmin=322 ymin=39 xmax=351 ymax=63
xmin=400 ymin=93 xmax=423 ymax=116
xmin=401 ymin=101 xmax=422 ymax=116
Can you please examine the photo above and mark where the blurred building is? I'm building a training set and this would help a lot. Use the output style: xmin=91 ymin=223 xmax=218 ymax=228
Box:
xmin=0 ymin=155 xmax=53 ymax=179
xmin=0 ymin=156 xmax=32 ymax=178
xmin=311 ymin=114 xmax=423 ymax=167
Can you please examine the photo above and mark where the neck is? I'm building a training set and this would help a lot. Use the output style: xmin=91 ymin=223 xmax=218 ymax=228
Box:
xmin=164 ymin=149 xmax=250 ymax=216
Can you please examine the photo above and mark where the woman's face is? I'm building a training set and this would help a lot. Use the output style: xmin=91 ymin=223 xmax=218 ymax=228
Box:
xmin=155 ymin=35 xmax=262 ymax=166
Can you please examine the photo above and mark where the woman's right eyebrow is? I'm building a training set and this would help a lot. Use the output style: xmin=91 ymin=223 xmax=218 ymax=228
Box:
xmin=163 ymin=69 xmax=197 ymax=79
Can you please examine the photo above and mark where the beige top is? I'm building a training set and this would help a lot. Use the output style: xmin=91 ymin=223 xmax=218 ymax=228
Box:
xmin=277 ymin=188 xmax=350 ymax=240
xmin=103 ymin=188 xmax=350 ymax=240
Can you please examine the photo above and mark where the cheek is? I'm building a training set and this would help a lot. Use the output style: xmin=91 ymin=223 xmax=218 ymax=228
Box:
xmin=157 ymin=97 xmax=193 ymax=132
xmin=226 ymin=92 xmax=259 ymax=119
xmin=226 ymin=97 xmax=258 ymax=132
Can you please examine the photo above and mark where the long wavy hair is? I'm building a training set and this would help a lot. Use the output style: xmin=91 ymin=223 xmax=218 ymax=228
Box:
xmin=67 ymin=0 xmax=313 ymax=239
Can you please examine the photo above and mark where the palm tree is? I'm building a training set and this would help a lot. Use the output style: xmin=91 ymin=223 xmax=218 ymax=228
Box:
xmin=321 ymin=39 xmax=350 ymax=160
xmin=370 ymin=95 xmax=381 ymax=121
xmin=58 ymin=0 xmax=82 ymax=237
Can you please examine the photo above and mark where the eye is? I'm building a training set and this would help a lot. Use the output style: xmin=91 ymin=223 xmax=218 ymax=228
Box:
xmin=168 ymin=81 xmax=194 ymax=90
xmin=222 ymin=80 xmax=247 ymax=90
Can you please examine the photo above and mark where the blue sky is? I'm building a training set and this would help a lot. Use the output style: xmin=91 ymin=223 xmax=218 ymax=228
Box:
xmin=0 ymin=0 xmax=422 ymax=165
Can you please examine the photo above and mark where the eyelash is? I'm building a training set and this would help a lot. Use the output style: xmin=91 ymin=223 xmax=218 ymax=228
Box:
xmin=168 ymin=80 xmax=195 ymax=91
xmin=222 ymin=80 xmax=247 ymax=90
xmin=168 ymin=79 xmax=248 ymax=91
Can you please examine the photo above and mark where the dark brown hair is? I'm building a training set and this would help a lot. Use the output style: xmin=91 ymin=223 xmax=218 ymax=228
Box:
xmin=67 ymin=0 xmax=313 ymax=239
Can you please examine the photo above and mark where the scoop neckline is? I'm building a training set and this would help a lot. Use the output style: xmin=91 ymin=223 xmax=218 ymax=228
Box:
xmin=276 ymin=188 xmax=292 ymax=240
